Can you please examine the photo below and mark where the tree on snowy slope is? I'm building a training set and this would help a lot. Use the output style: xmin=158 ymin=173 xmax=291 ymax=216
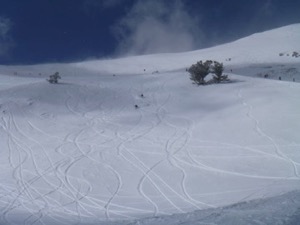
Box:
xmin=212 ymin=61 xmax=228 ymax=83
xmin=188 ymin=60 xmax=229 ymax=85
xmin=47 ymin=72 xmax=61 ymax=84
xmin=188 ymin=60 xmax=212 ymax=85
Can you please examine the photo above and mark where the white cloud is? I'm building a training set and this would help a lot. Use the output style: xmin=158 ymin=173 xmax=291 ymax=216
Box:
xmin=0 ymin=17 xmax=14 ymax=57
xmin=113 ymin=0 xmax=203 ymax=56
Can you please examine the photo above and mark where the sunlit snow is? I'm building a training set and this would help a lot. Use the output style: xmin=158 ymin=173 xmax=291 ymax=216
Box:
xmin=0 ymin=24 xmax=300 ymax=225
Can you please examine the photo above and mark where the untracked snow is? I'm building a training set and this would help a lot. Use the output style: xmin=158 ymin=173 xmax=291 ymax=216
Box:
xmin=0 ymin=24 xmax=300 ymax=225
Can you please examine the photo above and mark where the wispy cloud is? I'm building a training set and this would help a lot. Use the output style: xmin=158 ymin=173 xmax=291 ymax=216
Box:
xmin=0 ymin=16 xmax=14 ymax=57
xmin=113 ymin=0 xmax=202 ymax=56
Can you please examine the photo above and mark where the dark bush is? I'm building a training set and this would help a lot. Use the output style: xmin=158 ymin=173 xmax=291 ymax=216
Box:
xmin=212 ymin=61 xmax=228 ymax=83
xmin=292 ymin=51 xmax=299 ymax=58
xmin=187 ymin=60 xmax=212 ymax=85
xmin=47 ymin=72 xmax=61 ymax=84
xmin=188 ymin=60 xmax=229 ymax=85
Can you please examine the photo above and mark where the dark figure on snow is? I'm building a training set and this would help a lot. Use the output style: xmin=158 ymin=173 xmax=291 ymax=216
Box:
xmin=47 ymin=72 xmax=61 ymax=84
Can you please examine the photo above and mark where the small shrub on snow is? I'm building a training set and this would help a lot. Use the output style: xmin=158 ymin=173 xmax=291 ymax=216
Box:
xmin=212 ymin=61 xmax=228 ymax=83
xmin=47 ymin=72 xmax=61 ymax=84
xmin=187 ymin=60 xmax=212 ymax=85
xmin=292 ymin=51 xmax=299 ymax=58
xmin=187 ymin=60 xmax=229 ymax=85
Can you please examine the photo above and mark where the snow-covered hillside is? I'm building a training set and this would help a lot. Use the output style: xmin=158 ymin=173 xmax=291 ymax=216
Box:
xmin=126 ymin=190 xmax=300 ymax=225
xmin=0 ymin=24 xmax=300 ymax=225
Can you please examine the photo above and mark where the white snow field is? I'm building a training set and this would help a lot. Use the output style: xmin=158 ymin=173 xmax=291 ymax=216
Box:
xmin=0 ymin=24 xmax=300 ymax=225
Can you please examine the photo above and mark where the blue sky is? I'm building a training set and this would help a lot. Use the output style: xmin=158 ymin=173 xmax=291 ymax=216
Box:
xmin=0 ymin=0 xmax=300 ymax=64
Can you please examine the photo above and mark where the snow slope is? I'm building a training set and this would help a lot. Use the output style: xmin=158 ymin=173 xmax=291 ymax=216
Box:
xmin=126 ymin=190 xmax=300 ymax=225
xmin=74 ymin=23 xmax=300 ymax=77
xmin=0 ymin=24 xmax=300 ymax=225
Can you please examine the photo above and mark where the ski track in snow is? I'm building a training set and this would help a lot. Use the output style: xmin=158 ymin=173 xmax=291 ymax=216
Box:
xmin=135 ymin=80 xmax=214 ymax=210
xmin=237 ymin=86 xmax=300 ymax=178
xmin=2 ymin=111 xmax=53 ymax=224
xmin=114 ymin=80 xmax=187 ymax=216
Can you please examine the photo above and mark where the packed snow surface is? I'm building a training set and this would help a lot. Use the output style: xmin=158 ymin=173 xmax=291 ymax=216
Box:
xmin=0 ymin=24 xmax=300 ymax=225
xmin=126 ymin=190 xmax=300 ymax=225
